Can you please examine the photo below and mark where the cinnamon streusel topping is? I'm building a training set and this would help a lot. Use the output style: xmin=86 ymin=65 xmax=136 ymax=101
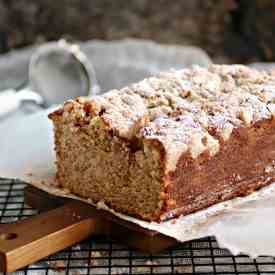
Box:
xmin=56 ymin=65 xmax=275 ymax=170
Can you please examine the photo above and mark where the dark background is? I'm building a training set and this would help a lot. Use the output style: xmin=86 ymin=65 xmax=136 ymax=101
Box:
xmin=0 ymin=0 xmax=275 ymax=63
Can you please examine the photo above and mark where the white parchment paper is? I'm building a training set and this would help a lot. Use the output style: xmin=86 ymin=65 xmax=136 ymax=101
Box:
xmin=1 ymin=108 xmax=275 ymax=258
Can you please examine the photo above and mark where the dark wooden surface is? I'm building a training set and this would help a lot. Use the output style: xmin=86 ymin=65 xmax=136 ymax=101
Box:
xmin=1 ymin=0 xmax=275 ymax=63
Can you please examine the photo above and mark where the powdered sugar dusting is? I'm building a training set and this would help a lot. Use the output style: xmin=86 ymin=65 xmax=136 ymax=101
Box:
xmin=59 ymin=64 xmax=275 ymax=170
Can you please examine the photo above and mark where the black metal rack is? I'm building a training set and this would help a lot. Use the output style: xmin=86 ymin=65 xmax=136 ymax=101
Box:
xmin=1 ymin=178 xmax=275 ymax=275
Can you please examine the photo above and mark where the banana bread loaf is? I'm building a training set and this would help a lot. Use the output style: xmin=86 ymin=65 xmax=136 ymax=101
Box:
xmin=49 ymin=65 xmax=275 ymax=221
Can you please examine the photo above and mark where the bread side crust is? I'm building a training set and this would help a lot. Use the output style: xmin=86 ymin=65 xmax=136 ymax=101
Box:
xmin=160 ymin=118 xmax=275 ymax=220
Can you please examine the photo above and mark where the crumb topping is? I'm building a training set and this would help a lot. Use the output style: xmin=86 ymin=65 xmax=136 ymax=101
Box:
xmin=50 ymin=64 xmax=275 ymax=170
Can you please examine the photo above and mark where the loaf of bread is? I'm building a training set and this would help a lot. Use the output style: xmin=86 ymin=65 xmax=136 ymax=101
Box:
xmin=49 ymin=65 xmax=275 ymax=221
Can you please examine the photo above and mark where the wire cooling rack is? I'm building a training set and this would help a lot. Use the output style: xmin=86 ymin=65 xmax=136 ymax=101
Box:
xmin=1 ymin=178 xmax=275 ymax=275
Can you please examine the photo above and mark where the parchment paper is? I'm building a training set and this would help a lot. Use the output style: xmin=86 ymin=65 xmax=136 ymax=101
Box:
xmin=1 ymin=39 xmax=275 ymax=259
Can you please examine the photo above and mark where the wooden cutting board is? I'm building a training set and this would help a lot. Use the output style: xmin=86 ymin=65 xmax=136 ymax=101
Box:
xmin=0 ymin=186 xmax=177 ymax=272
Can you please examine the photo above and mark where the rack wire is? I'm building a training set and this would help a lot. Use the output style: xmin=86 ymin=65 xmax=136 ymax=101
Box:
xmin=1 ymin=178 xmax=275 ymax=275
